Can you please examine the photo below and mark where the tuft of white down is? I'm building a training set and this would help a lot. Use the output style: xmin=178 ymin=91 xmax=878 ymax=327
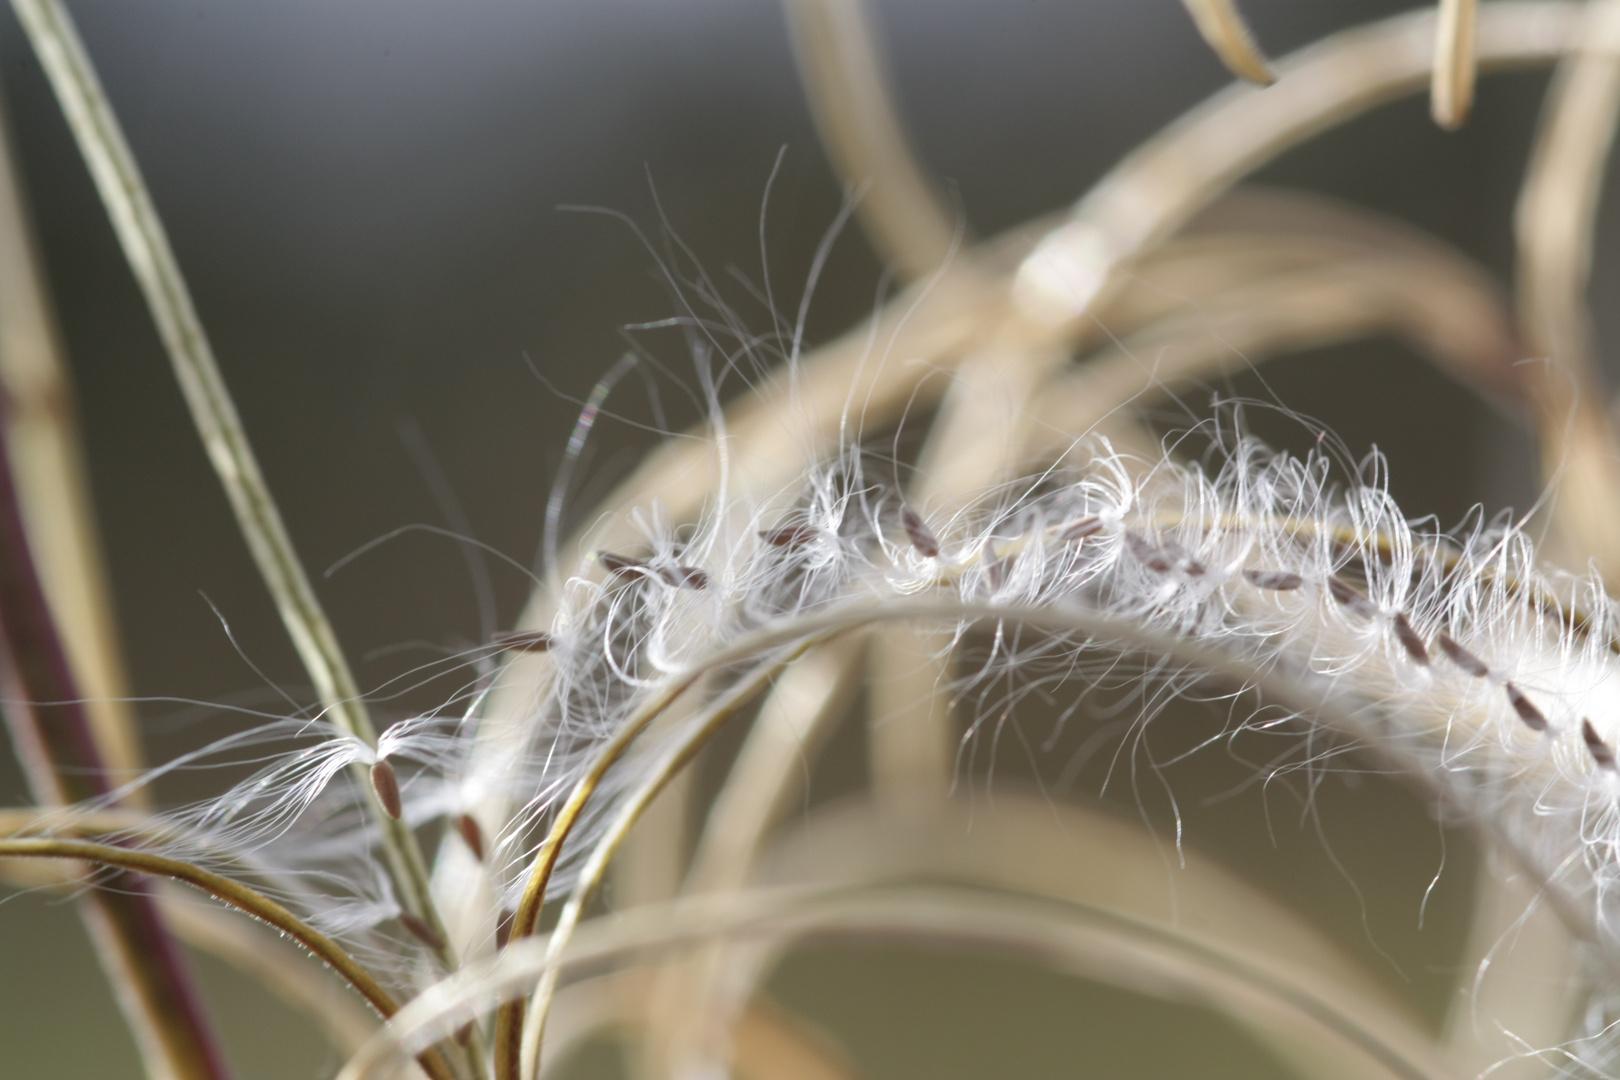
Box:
xmin=484 ymin=435 xmax=1620 ymax=1029
xmin=52 ymin=434 xmax=1620 ymax=1060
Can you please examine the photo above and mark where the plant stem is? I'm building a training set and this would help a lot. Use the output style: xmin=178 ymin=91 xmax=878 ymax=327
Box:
xmin=512 ymin=645 xmax=813 ymax=1080
xmin=0 ymin=82 xmax=145 ymax=795
xmin=6 ymin=0 xmax=462 ymax=993
xmin=0 ymin=411 xmax=230 ymax=1080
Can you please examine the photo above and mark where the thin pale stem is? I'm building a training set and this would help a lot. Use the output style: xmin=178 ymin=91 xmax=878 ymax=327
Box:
xmin=0 ymin=82 xmax=143 ymax=793
xmin=1433 ymin=0 xmax=1481 ymax=127
xmin=1179 ymin=0 xmax=1276 ymax=85
xmin=1514 ymin=0 xmax=1620 ymax=584
xmin=639 ymin=637 xmax=865 ymax=1080
xmin=5 ymin=0 xmax=462 ymax=994
xmin=346 ymin=881 xmax=1456 ymax=1080
xmin=513 ymin=645 xmax=818 ymax=1080
xmin=490 ymin=669 xmax=707 ymax=1079
xmin=784 ymin=0 xmax=960 ymax=278
xmin=1015 ymin=2 xmax=1578 ymax=324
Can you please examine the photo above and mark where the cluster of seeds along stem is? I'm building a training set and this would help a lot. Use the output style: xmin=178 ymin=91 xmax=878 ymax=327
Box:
xmin=543 ymin=440 xmax=1620 ymax=997
xmin=49 ymin=438 xmax=1620 ymax=1027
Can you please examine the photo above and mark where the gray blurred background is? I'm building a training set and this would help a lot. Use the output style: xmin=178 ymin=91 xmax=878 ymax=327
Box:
xmin=0 ymin=1 xmax=1580 ymax=1076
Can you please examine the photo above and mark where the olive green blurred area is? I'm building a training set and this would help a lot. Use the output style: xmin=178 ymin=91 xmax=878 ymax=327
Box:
xmin=0 ymin=0 xmax=1580 ymax=1076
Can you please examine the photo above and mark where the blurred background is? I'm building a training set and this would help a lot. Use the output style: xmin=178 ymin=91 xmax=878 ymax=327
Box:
xmin=0 ymin=0 xmax=1582 ymax=1076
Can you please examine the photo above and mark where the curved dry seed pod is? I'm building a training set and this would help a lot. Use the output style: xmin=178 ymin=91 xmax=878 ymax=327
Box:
xmin=1014 ymin=2 xmax=1579 ymax=324
xmin=1179 ymin=0 xmax=1275 ymax=85
xmin=1433 ymin=0 xmax=1481 ymax=127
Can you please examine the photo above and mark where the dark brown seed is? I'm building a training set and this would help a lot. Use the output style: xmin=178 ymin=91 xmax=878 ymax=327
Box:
xmin=901 ymin=506 xmax=940 ymax=558
xmin=490 ymin=630 xmax=554 ymax=653
xmin=660 ymin=565 xmax=709 ymax=590
xmin=399 ymin=910 xmax=446 ymax=952
xmin=761 ymin=524 xmax=820 ymax=548
xmin=597 ymin=551 xmax=650 ymax=577
xmin=370 ymin=758 xmax=403 ymax=820
xmin=1504 ymin=682 xmax=1548 ymax=733
xmin=495 ymin=909 xmax=516 ymax=949
xmin=454 ymin=1022 xmax=475 ymax=1047
xmin=1437 ymin=633 xmax=1490 ymax=678
xmin=454 ymin=813 xmax=486 ymax=861
xmin=1243 ymin=569 xmax=1304 ymax=591
xmin=1124 ymin=532 xmax=1176 ymax=573
xmin=1584 ymin=719 xmax=1617 ymax=770
xmin=1391 ymin=613 xmax=1430 ymax=666
xmin=1326 ymin=577 xmax=1377 ymax=618
xmin=1057 ymin=516 xmax=1103 ymax=542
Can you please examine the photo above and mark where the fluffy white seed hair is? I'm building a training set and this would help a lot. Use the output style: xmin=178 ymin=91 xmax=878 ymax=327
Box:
xmin=54 ymin=427 xmax=1620 ymax=1066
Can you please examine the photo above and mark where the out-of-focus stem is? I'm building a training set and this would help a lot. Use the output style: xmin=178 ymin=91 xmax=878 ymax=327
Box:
xmin=1433 ymin=0 xmax=1481 ymax=127
xmin=1514 ymin=0 xmax=1620 ymax=584
xmin=0 ymin=415 xmax=229 ymax=1079
xmin=6 ymin=0 xmax=463 ymax=993
xmin=0 ymin=75 xmax=143 ymax=796
xmin=784 ymin=0 xmax=958 ymax=278
xmin=511 ymin=648 xmax=814 ymax=1080
xmin=1014 ymin=2 xmax=1578 ymax=326
xmin=1179 ymin=0 xmax=1276 ymax=85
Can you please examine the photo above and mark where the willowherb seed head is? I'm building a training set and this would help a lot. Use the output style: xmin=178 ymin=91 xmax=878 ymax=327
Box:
xmin=72 ymin=429 xmax=1620 ymax=1038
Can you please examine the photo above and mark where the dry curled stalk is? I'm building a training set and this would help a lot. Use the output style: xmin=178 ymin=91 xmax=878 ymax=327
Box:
xmin=1180 ymin=0 xmax=1275 ymax=85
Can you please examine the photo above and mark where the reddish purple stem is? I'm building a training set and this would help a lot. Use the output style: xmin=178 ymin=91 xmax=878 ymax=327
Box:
xmin=0 ymin=417 xmax=233 ymax=1080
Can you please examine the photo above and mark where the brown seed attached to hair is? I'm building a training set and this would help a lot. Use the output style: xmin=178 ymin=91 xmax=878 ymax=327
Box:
xmin=1391 ymin=613 xmax=1430 ymax=666
xmin=1057 ymin=516 xmax=1103 ymax=542
xmin=1584 ymin=719 xmax=1617 ymax=770
xmin=1503 ymin=682 xmax=1548 ymax=733
xmin=399 ymin=910 xmax=446 ymax=952
xmin=659 ymin=565 xmax=710 ymax=590
xmin=1243 ymin=569 xmax=1304 ymax=591
xmin=495 ymin=908 xmax=516 ymax=949
xmin=490 ymin=630 xmax=554 ymax=653
xmin=370 ymin=758 xmax=403 ymax=820
xmin=597 ymin=551 xmax=650 ymax=578
xmin=1326 ymin=577 xmax=1377 ymax=618
xmin=900 ymin=506 xmax=940 ymax=558
xmin=761 ymin=524 xmax=820 ymax=548
xmin=1437 ymin=632 xmax=1490 ymax=678
xmin=454 ymin=1023 xmax=475 ymax=1048
xmin=1124 ymin=532 xmax=1175 ymax=574
xmin=454 ymin=813 xmax=486 ymax=861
